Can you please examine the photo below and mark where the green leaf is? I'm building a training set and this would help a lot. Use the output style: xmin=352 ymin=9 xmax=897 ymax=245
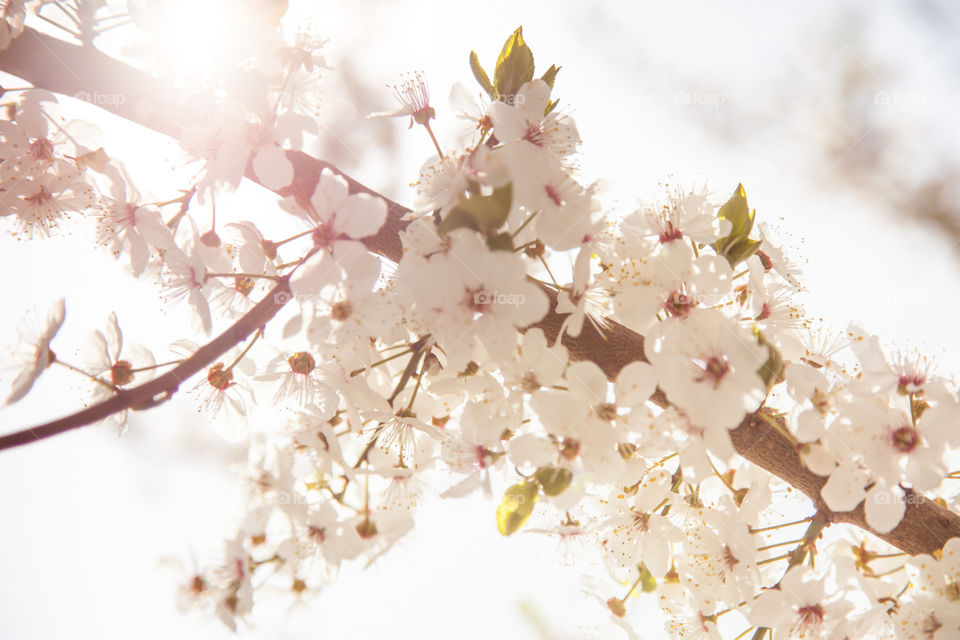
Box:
xmin=494 ymin=27 xmax=535 ymax=100
xmin=639 ymin=564 xmax=658 ymax=593
xmin=714 ymin=183 xmax=761 ymax=267
xmin=755 ymin=328 xmax=784 ymax=392
xmin=436 ymin=207 xmax=481 ymax=235
xmin=487 ymin=232 xmax=515 ymax=252
xmin=438 ymin=184 xmax=513 ymax=236
xmin=534 ymin=466 xmax=573 ymax=496
xmin=469 ymin=51 xmax=495 ymax=98
xmin=496 ymin=480 xmax=539 ymax=536
xmin=540 ymin=64 xmax=561 ymax=89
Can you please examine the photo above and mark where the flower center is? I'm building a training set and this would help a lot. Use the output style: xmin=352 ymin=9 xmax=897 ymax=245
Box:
xmin=524 ymin=123 xmax=546 ymax=147
xmin=721 ymin=544 xmax=739 ymax=570
xmin=658 ymin=220 xmax=683 ymax=243
xmin=921 ymin=613 xmax=942 ymax=636
xmin=545 ymin=184 xmax=565 ymax=207
xmin=288 ymin=351 xmax=316 ymax=375
xmin=207 ymin=363 xmax=233 ymax=391
xmin=756 ymin=249 xmax=773 ymax=271
xmin=465 ymin=287 xmax=492 ymax=313
xmin=474 ymin=444 xmax=490 ymax=469
xmin=29 ymin=138 xmax=55 ymax=164
xmin=356 ymin=517 xmax=378 ymax=539
xmin=330 ymin=301 xmax=352 ymax=321
xmin=189 ymin=575 xmax=206 ymax=596
xmin=24 ymin=185 xmax=53 ymax=206
xmin=110 ymin=360 xmax=134 ymax=386
xmin=890 ymin=425 xmax=919 ymax=453
xmin=595 ymin=403 xmax=618 ymax=421
xmin=312 ymin=222 xmax=336 ymax=249
xmin=631 ymin=511 xmax=651 ymax=533
xmin=797 ymin=603 xmax=824 ymax=627
xmin=234 ymin=276 xmax=255 ymax=298
xmin=559 ymin=437 xmax=580 ymax=460
xmin=664 ymin=291 xmax=692 ymax=317
xmin=696 ymin=355 xmax=731 ymax=388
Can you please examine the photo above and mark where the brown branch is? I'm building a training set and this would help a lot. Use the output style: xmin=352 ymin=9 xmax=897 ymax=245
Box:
xmin=2 ymin=28 xmax=959 ymax=554
xmin=0 ymin=278 xmax=291 ymax=450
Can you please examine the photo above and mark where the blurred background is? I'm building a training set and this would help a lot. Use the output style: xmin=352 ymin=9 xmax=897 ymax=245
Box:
xmin=2 ymin=0 xmax=960 ymax=638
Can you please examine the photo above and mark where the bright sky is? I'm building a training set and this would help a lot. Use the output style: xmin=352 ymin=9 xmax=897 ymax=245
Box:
xmin=2 ymin=1 xmax=960 ymax=638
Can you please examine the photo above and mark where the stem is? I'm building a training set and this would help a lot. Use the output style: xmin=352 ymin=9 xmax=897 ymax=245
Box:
xmin=386 ymin=338 xmax=429 ymax=405
xmin=538 ymin=255 xmax=560 ymax=288
xmin=404 ymin=347 xmax=430 ymax=412
xmin=756 ymin=538 xmax=804 ymax=552
xmin=909 ymin=392 xmax=919 ymax=429
xmin=732 ymin=628 xmax=756 ymax=640
xmin=422 ymin=121 xmax=445 ymax=160
xmin=786 ymin=511 xmax=829 ymax=569
xmin=225 ymin=329 xmax=262 ymax=372
xmin=621 ymin=572 xmax=644 ymax=601
xmin=749 ymin=516 xmax=814 ymax=534
xmin=757 ymin=408 xmax=798 ymax=446
xmin=53 ymin=360 xmax=117 ymax=392
xmin=511 ymin=210 xmax=539 ymax=239
xmin=206 ymin=272 xmax=279 ymax=283
xmin=275 ymin=258 xmax=304 ymax=270
xmin=756 ymin=553 xmax=791 ymax=566
xmin=129 ymin=359 xmax=183 ymax=373
xmin=349 ymin=347 xmax=412 ymax=377
xmin=273 ymin=229 xmax=315 ymax=247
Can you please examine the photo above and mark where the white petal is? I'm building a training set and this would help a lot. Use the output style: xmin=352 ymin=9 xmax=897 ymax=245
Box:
xmin=820 ymin=462 xmax=868 ymax=512
xmin=252 ymin=145 xmax=293 ymax=191
xmin=105 ymin=311 xmax=122 ymax=361
xmin=864 ymin=484 xmax=906 ymax=533
xmin=615 ymin=361 xmax=657 ymax=407
xmin=290 ymin=251 xmax=337 ymax=295
xmin=336 ymin=193 xmax=387 ymax=239
xmin=442 ymin=472 xmax=482 ymax=498
xmin=311 ymin=169 xmax=349 ymax=221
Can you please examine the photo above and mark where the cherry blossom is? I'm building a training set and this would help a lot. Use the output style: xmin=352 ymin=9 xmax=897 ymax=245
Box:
xmin=2 ymin=298 xmax=65 ymax=405
xmin=646 ymin=309 xmax=768 ymax=431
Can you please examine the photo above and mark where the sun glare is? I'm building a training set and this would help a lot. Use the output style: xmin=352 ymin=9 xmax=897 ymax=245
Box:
xmin=140 ymin=0 xmax=266 ymax=82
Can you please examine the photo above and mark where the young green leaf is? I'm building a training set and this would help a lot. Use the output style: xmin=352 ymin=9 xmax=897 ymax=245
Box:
xmin=638 ymin=564 xmax=658 ymax=593
xmin=755 ymin=328 xmax=784 ymax=392
xmin=469 ymin=50 xmax=495 ymax=98
xmin=714 ymin=183 xmax=761 ymax=266
xmin=494 ymin=27 xmax=535 ymax=100
xmin=534 ymin=466 xmax=573 ymax=496
xmin=437 ymin=184 xmax=513 ymax=236
xmin=496 ymin=480 xmax=540 ymax=535
xmin=540 ymin=64 xmax=560 ymax=89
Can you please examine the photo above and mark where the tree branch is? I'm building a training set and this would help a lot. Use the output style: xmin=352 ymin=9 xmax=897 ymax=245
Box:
xmin=2 ymin=27 xmax=958 ymax=554
xmin=0 ymin=278 xmax=291 ymax=450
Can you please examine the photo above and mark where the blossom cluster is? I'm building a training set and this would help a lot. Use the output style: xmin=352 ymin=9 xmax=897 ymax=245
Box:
xmin=1 ymin=16 xmax=959 ymax=640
